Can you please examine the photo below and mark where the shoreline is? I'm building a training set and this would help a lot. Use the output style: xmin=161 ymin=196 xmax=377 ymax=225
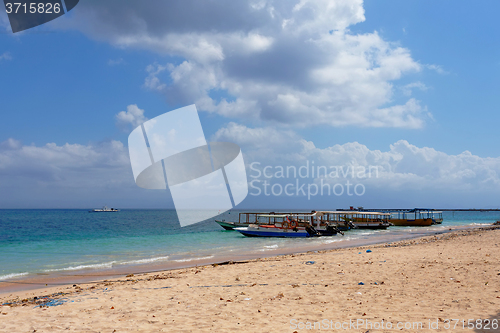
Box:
xmin=1 ymin=226 xmax=499 ymax=332
xmin=2 ymin=224 xmax=498 ymax=300
xmin=0 ymin=224 xmax=487 ymax=295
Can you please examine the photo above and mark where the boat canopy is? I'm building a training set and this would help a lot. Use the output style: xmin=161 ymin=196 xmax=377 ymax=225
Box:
xmin=256 ymin=213 xmax=317 ymax=218
xmin=317 ymin=211 xmax=390 ymax=216
xmin=256 ymin=214 xmax=288 ymax=218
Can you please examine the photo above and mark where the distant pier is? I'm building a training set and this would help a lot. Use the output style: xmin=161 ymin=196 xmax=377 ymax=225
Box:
xmin=339 ymin=208 xmax=500 ymax=212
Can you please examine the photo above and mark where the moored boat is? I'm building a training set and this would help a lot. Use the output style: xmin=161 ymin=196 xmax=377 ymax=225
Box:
xmin=89 ymin=206 xmax=119 ymax=212
xmin=389 ymin=210 xmax=439 ymax=226
xmin=316 ymin=211 xmax=392 ymax=229
xmin=390 ymin=218 xmax=432 ymax=226
xmin=420 ymin=210 xmax=443 ymax=224
xmin=234 ymin=213 xmax=342 ymax=238
xmin=235 ymin=224 xmax=310 ymax=238
xmin=215 ymin=220 xmax=249 ymax=230
xmin=215 ymin=211 xmax=314 ymax=230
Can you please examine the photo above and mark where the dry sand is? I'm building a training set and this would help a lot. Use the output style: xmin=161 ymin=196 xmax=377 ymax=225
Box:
xmin=1 ymin=227 xmax=499 ymax=332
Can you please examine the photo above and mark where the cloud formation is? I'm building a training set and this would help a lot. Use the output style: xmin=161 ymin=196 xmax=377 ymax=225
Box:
xmin=214 ymin=123 xmax=500 ymax=198
xmin=108 ymin=58 xmax=125 ymax=66
xmin=116 ymin=104 xmax=148 ymax=130
xmin=401 ymin=81 xmax=428 ymax=97
xmin=0 ymin=52 xmax=12 ymax=61
xmin=1 ymin=129 xmax=499 ymax=208
xmin=57 ymin=0 xmax=430 ymax=128
xmin=0 ymin=139 xmax=130 ymax=185
xmin=0 ymin=138 xmax=141 ymax=207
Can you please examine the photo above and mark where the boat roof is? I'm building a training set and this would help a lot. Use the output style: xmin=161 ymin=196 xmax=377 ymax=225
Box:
xmin=256 ymin=214 xmax=288 ymax=218
xmin=317 ymin=211 xmax=391 ymax=216
xmin=286 ymin=213 xmax=317 ymax=217
xmin=256 ymin=212 xmax=317 ymax=218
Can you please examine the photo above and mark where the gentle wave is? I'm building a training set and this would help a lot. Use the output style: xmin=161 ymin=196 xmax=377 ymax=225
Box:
xmin=172 ymin=255 xmax=214 ymax=263
xmin=321 ymin=238 xmax=341 ymax=244
xmin=0 ymin=272 xmax=29 ymax=280
xmin=39 ymin=256 xmax=172 ymax=273
xmin=122 ymin=256 xmax=170 ymax=265
xmin=43 ymin=261 xmax=117 ymax=272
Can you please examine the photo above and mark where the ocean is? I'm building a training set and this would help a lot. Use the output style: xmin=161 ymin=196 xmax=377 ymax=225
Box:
xmin=0 ymin=209 xmax=498 ymax=289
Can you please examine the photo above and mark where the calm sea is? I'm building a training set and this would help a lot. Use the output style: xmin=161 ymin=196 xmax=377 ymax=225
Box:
xmin=0 ymin=209 xmax=497 ymax=283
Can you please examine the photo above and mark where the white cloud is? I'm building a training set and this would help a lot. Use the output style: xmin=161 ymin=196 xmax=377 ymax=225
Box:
xmin=0 ymin=139 xmax=129 ymax=182
xmin=0 ymin=139 xmax=132 ymax=203
xmin=426 ymin=64 xmax=448 ymax=75
xmin=0 ymin=138 xmax=133 ymax=192
xmin=1 ymin=126 xmax=499 ymax=208
xmin=144 ymin=63 xmax=169 ymax=91
xmin=108 ymin=58 xmax=125 ymax=66
xmin=0 ymin=138 xmax=167 ymax=208
xmin=401 ymin=81 xmax=428 ymax=96
xmin=116 ymin=104 xmax=148 ymax=130
xmin=55 ymin=0 xmax=429 ymax=128
xmin=0 ymin=52 xmax=12 ymax=61
xmin=214 ymin=123 xmax=500 ymax=194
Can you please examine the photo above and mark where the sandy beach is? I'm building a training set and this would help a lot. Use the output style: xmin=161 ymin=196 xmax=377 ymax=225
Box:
xmin=1 ymin=226 xmax=499 ymax=332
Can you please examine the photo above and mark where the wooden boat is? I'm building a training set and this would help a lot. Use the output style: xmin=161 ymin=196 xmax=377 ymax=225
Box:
xmin=390 ymin=217 xmax=432 ymax=226
xmin=314 ymin=211 xmax=357 ymax=231
xmin=389 ymin=210 xmax=438 ymax=226
xmin=419 ymin=210 xmax=443 ymax=224
xmin=215 ymin=220 xmax=248 ymax=230
xmin=316 ymin=211 xmax=392 ymax=229
xmin=234 ymin=213 xmax=342 ymax=238
xmin=215 ymin=211 xmax=314 ymax=230
xmin=235 ymin=224 xmax=310 ymax=238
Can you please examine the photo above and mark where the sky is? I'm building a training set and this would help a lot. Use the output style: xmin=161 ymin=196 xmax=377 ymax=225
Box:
xmin=1 ymin=0 xmax=500 ymax=210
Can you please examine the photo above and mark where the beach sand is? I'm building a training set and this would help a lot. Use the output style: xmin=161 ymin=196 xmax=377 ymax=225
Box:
xmin=1 ymin=227 xmax=499 ymax=332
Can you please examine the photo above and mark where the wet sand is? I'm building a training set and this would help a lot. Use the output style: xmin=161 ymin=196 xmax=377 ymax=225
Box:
xmin=1 ymin=226 xmax=499 ymax=332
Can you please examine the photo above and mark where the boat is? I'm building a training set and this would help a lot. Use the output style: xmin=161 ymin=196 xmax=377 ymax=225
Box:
xmin=89 ymin=206 xmax=120 ymax=212
xmin=317 ymin=211 xmax=392 ymax=229
xmin=215 ymin=220 xmax=248 ymax=230
xmin=314 ymin=211 xmax=358 ymax=231
xmin=234 ymin=213 xmax=343 ymax=238
xmin=215 ymin=211 xmax=314 ymax=230
xmin=419 ymin=210 xmax=443 ymax=224
xmin=389 ymin=210 xmax=435 ymax=226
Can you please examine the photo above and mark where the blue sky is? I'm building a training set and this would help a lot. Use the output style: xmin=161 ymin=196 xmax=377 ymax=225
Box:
xmin=1 ymin=0 xmax=500 ymax=209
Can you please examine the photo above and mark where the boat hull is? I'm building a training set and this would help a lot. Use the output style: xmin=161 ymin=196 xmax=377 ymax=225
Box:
xmin=390 ymin=218 xmax=433 ymax=226
xmin=342 ymin=217 xmax=391 ymax=230
xmin=352 ymin=223 xmax=391 ymax=230
xmin=234 ymin=226 xmax=311 ymax=238
xmin=432 ymin=218 xmax=443 ymax=224
xmin=215 ymin=220 xmax=249 ymax=230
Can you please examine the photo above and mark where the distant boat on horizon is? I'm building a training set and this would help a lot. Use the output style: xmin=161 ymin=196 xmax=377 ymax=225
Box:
xmin=89 ymin=206 xmax=119 ymax=212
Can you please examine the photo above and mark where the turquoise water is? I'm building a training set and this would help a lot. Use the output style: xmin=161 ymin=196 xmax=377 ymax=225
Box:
xmin=0 ymin=209 xmax=498 ymax=281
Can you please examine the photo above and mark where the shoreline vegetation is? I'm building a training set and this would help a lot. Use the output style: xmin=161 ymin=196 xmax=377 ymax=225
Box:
xmin=1 ymin=226 xmax=499 ymax=332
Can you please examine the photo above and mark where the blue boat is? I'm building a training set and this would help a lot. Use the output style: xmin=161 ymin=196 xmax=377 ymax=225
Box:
xmin=234 ymin=225 xmax=311 ymax=238
xmin=233 ymin=213 xmax=342 ymax=238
